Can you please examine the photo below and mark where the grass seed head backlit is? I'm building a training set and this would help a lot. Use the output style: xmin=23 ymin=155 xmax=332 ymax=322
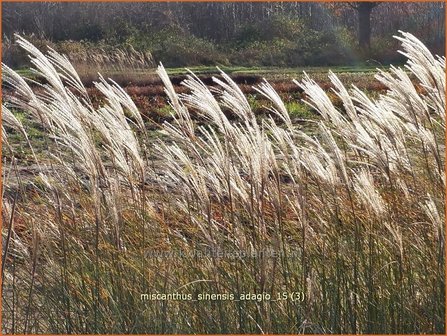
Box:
xmin=1 ymin=31 xmax=445 ymax=334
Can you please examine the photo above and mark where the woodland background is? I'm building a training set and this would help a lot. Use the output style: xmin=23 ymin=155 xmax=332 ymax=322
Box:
xmin=2 ymin=1 xmax=445 ymax=68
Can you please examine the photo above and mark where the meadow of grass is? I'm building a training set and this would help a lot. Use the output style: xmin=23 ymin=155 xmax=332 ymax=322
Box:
xmin=1 ymin=32 xmax=445 ymax=334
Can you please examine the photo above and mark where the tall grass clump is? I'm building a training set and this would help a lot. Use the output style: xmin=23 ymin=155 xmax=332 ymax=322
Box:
xmin=60 ymin=41 xmax=156 ymax=85
xmin=1 ymin=31 xmax=445 ymax=334
xmin=3 ymin=34 xmax=156 ymax=85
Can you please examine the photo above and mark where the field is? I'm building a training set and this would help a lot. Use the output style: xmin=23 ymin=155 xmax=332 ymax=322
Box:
xmin=1 ymin=32 xmax=445 ymax=334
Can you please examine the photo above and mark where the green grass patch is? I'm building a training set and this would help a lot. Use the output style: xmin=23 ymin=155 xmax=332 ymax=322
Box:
xmin=285 ymin=101 xmax=315 ymax=120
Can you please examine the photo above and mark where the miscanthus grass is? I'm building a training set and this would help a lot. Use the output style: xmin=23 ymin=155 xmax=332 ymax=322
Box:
xmin=1 ymin=31 xmax=445 ymax=334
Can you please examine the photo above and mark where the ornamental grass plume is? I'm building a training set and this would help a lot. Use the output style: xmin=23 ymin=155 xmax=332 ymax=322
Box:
xmin=1 ymin=31 xmax=444 ymax=334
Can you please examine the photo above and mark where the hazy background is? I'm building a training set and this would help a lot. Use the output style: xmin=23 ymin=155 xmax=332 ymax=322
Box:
xmin=2 ymin=1 xmax=445 ymax=68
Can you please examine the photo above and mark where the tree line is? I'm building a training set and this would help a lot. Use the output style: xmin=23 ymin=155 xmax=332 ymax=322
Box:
xmin=2 ymin=2 xmax=445 ymax=67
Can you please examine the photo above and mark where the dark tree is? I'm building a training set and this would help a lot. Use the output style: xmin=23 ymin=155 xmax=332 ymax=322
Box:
xmin=351 ymin=2 xmax=380 ymax=49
